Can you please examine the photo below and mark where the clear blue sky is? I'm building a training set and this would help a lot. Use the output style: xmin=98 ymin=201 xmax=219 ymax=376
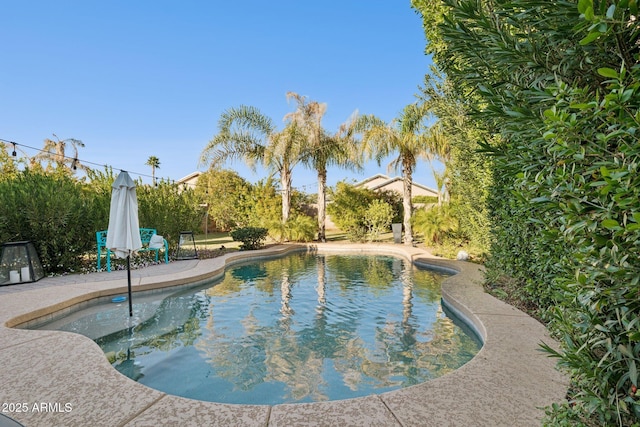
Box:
xmin=1 ymin=1 xmax=437 ymax=192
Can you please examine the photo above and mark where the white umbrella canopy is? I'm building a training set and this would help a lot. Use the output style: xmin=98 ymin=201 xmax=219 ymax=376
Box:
xmin=106 ymin=171 xmax=142 ymax=258
xmin=106 ymin=170 xmax=142 ymax=317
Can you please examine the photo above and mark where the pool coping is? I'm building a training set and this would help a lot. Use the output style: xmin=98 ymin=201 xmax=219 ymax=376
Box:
xmin=0 ymin=243 xmax=569 ymax=426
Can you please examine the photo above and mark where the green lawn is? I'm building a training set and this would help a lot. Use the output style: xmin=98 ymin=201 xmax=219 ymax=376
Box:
xmin=193 ymin=232 xmax=241 ymax=250
xmin=194 ymin=228 xmax=402 ymax=249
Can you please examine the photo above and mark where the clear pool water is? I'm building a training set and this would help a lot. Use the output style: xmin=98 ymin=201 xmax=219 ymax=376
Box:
xmin=36 ymin=253 xmax=481 ymax=404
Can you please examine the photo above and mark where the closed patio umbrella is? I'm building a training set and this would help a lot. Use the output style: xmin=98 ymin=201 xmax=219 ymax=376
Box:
xmin=106 ymin=171 xmax=142 ymax=317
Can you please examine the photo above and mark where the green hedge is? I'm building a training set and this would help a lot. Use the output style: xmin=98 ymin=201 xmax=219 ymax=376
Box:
xmin=0 ymin=169 xmax=205 ymax=274
xmin=412 ymin=0 xmax=640 ymax=424
xmin=0 ymin=170 xmax=100 ymax=273
xmin=137 ymin=180 xmax=203 ymax=250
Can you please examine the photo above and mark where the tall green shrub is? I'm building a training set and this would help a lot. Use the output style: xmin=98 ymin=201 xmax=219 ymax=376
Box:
xmin=418 ymin=71 xmax=492 ymax=254
xmin=85 ymin=167 xmax=117 ymax=230
xmin=328 ymin=182 xmax=401 ymax=241
xmin=327 ymin=182 xmax=376 ymax=241
xmin=0 ymin=146 xmax=21 ymax=179
xmin=267 ymin=214 xmax=317 ymax=243
xmin=241 ymin=178 xmax=282 ymax=229
xmin=0 ymin=169 xmax=99 ymax=273
xmin=137 ymin=180 xmax=204 ymax=249
xmin=364 ymin=199 xmax=394 ymax=242
xmin=412 ymin=0 xmax=639 ymax=423
xmin=539 ymin=69 xmax=640 ymax=425
xmin=284 ymin=214 xmax=317 ymax=242
xmin=194 ymin=168 xmax=252 ymax=231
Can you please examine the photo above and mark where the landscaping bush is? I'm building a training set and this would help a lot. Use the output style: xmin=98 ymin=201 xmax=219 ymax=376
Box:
xmin=327 ymin=182 xmax=374 ymax=241
xmin=418 ymin=71 xmax=493 ymax=256
xmin=0 ymin=169 xmax=100 ymax=274
xmin=230 ymin=227 xmax=268 ymax=250
xmin=538 ymin=70 xmax=640 ymax=426
xmin=84 ymin=167 xmax=117 ymax=229
xmin=284 ymin=215 xmax=317 ymax=242
xmin=87 ymin=170 xmax=205 ymax=252
xmin=328 ymin=181 xmax=402 ymax=242
xmin=364 ymin=199 xmax=393 ymax=242
xmin=412 ymin=204 xmax=458 ymax=246
xmin=265 ymin=214 xmax=316 ymax=243
xmin=242 ymin=178 xmax=283 ymax=228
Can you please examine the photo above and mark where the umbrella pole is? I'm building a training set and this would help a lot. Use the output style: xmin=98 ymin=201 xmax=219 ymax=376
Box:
xmin=127 ymin=252 xmax=133 ymax=317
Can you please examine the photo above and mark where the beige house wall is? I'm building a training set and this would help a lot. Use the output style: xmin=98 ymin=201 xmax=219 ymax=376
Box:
xmin=356 ymin=174 xmax=438 ymax=199
xmin=176 ymin=172 xmax=201 ymax=190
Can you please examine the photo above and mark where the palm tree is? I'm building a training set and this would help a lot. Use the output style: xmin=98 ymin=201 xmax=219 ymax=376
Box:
xmin=145 ymin=156 xmax=161 ymax=185
xmin=420 ymin=123 xmax=450 ymax=205
xmin=263 ymin=121 xmax=306 ymax=222
xmin=355 ymin=103 xmax=437 ymax=245
xmin=284 ymin=92 xmax=361 ymax=242
xmin=199 ymin=105 xmax=304 ymax=223
xmin=33 ymin=133 xmax=88 ymax=172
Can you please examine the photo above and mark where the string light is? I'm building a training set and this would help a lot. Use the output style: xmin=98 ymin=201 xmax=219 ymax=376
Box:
xmin=1 ymin=138 xmax=161 ymax=183
xmin=1 ymin=138 xmax=327 ymax=193
xmin=2 ymin=139 xmax=324 ymax=195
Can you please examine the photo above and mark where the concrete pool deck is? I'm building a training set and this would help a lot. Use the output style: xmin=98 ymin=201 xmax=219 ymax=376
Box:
xmin=0 ymin=243 xmax=568 ymax=426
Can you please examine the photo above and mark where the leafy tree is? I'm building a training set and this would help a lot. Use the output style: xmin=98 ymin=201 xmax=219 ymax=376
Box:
xmin=236 ymin=177 xmax=283 ymax=234
xmin=375 ymin=188 xmax=404 ymax=225
xmin=327 ymin=181 xmax=376 ymax=241
xmin=194 ymin=168 xmax=251 ymax=231
xmin=145 ymin=156 xmax=160 ymax=185
xmin=0 ymin=143 xmax=21 ymax=179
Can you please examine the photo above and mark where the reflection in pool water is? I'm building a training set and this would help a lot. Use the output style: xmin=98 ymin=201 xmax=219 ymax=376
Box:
xmin=37 ymin=253 xmax=481 ymax=404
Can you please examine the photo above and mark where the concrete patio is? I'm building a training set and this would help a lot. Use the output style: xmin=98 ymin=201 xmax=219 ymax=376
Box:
xmin=0 ymin=243 xmax=568 ymax=426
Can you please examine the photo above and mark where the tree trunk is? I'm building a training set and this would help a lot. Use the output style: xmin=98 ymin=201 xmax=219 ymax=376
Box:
xmin=281 ymin=168 xmax=292 ymax=222
xmin=317 ymin=168 xmax=327 ymax=242
xmin=403 ymin=165 xmax=413 ymax=245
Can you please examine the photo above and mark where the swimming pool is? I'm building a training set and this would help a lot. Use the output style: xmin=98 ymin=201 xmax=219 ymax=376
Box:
xmin=35 ymin=253 xmax=481 ymax=405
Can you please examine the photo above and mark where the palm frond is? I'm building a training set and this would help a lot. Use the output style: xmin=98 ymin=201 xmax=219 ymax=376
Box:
xmin=218 ymin=105 xmax=275 ymax=136
xmin=200 ymin=105 xmax=275 ymax=168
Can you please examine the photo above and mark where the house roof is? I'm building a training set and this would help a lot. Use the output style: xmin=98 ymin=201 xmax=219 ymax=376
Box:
xmin=176 ymin=171 xmax=202 ymax=184
xmin=355 ymin=174 xmax=438 ymax=196
xmin=354 ymin=174 xmax=390 ymax=188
